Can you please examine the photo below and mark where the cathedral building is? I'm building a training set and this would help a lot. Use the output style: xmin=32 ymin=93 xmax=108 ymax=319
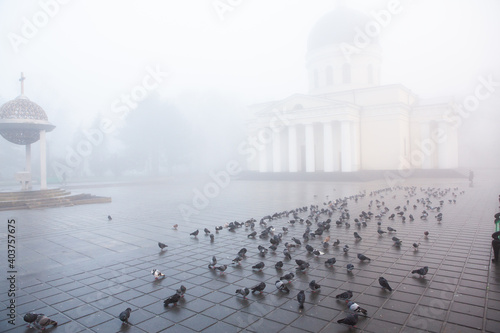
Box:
xmin=245 ymin=7 xmax=458 ymax=173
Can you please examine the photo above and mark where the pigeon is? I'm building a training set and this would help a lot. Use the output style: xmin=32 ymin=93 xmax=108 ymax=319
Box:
xmin=275 ymin=280 xmax=290 ymax=293
xmin=173 ymin=224 xmax=178 ymax=229
xmin=119 ymin=308 xmax=132 ymax=324
xmin=306 ymin=244 xmax=314 ymax=253
xmin=235 ymin=287 xmax=250 ymax=299
xmin=283 ymin=227 xmax=289 ymax=233
xmin=377 ymin=229 xmax=387 ymax=235
xmin=413 ymin=242 xmax=420 ymax=251
xmin=151 ymin=269 xmax=165 ymax=279
xmin=347 ymin=263 xmax=354 ymax=272
xmin=322 ymin=241 xmax=330 ymax=249
xmin=309 ymin=280 xmax=321 ymax=292
xmin=164 ymin=293 xmax=181 ymax=306
xmin=337 ymin=313 xmax=359 ymax=327
xmin=387 ymin=227 xmax=397 ymax=233
xmin=424 ymin=231 xmax=429 ymax=236
xmin=158 ymin=242 xmax=168 ymax=250
xmin=33 ymin=314 xmax=58 ymax=330
xmin=210 ymin=234 xmax=215 ymax=242
xmin=354 ymin=232 xmax=362 ymax=241
xmin=215 ymin=265 xmax=227 ymax=274
xmin=232 ymin=255 xmax=243 ymax=265
xmin=295 ymin=259 xmax=308 ymax=266
xmin=292 ymin=237 xmax=301 ymax=245
xmin=283 ymin=248 xmax=292 ymax=260
xmin=357 ymin=253 xmax=371 ymax=262
xmin=204 ymin=228 xmax=211 ymax=235
xmin=108 ymin=215 xmax=112 ymax=221
xmin=257 ymin=245 xmax=268 ymax=256
xmin=209 ymin=256 xmax=217 ymax=268
xmin=343 ymin=245 xmax=350 ymax=253
xmin=238 ymin=248 xmax=247 ymax=257
xmin=215 ymin=226 xmax=223 ymax=231
xmin=252 ymin=262 xmax=265 ymax=271
xmin=411 ymin=266 xmax=429 ymax=277
xmin=347 ymin=300 xmax=368 ymax=315
xmin=275 ymin=261 xmax=284 ymax=269
xmin=333 ymin=239 xmax=340 ymax=247
xmin=23 ymin=312 xmax=42 ymax=328
xmin=280 ymin=272 xmax=295 ymax=283
xmin=248 ymin=231 xmax=257 ymax=238
xmin=190 ymin=229 xmax=199 ymax=237
xmin=297 ymin=290 xmax=306 ymax=309
xmin=312 ymin=249 xmax=323 ymax=256
xmin=269 ymin=244 xmax=278 ymax=252
xmin=379 ymin=277 xmax=392 ymax=291
xmin=325 ymin=257 xmax=336 ymax=266
xmin=176 ymin=285 xmax=187 ymax=297
xmin=251 ymin=282 xmax=266 ymax=293
xmin=335 ymin=290 xmax=353 ymax=300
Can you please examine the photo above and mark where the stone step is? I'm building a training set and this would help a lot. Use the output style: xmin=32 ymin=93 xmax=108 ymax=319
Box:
xmin=0 ymin=189 xmax=111 ymax=211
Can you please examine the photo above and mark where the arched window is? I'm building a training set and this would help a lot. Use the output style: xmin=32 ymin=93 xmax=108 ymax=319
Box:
xmin=326 ymin=66 xmax=333 ymax=86
xmin=314 ymin=69 xmax=319 ymax=89
xmin=342 ymin=64 xmax=351 ymax=84
xmin=367 ymin=64 xmax=373 ymax=84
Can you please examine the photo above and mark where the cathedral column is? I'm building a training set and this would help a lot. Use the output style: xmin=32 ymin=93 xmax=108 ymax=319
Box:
xmin=272 ymin=130 xmax=281 ymax=172
xmin=40 ymin=130 xmax=47 ymax=189
xmin=352 ymin=120 xmax=360 ymax=171
xmin=305 ymin=123 xmax=315 ymax=172
xmin=341 ymin=121 xmax=352 ymax=172
xmin=323 ymin=122 xmax=334 ymax=172
xmin=288 ymin=125 xmax=298 ymax=172
xmin=258 ymin=142 xmax=268 ymax=172
xmin=420 ymin=122 xmax=432 ymax=169
xmin=437 ymin=122 xmax=449 ymax=169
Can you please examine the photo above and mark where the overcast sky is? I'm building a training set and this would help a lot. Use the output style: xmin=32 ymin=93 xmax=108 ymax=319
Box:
xmin=1 ymin=0 xmax=499 ymax=169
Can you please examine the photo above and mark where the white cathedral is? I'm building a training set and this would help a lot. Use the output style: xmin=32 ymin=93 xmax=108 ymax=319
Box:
xmin=245 ymin=7 xmax=458 ymax=173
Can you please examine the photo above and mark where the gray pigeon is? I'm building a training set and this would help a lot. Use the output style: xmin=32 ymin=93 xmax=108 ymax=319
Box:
xmin=309 ymin=280 xmax=321 ymax=292
xmin=23 ymin=312 xmax=42 ymax=328
xmin=204 ymin=228 xmax=211 ymax=235
xmin=337 ymin=313 xmax=358 ymax=327
xmin=210 ymin=234 xmax=214 ymax=241
xmin=357 ymin=253 xmax=371 ymax=261
xmin=297 ymin=290 xmax=306 ymax=309
xmin=215 ymin=265 xmax=227 ymax=274
xmin=387 ymin=226 xmax=397 ymax=233
xmin=280 ymin=272 xmax=295 ymax=283
xmin=33 ymin=315 xmax=58 ymax=329
xmin=190 ymin=229 xmax=199 ymax=237
xmin=333 ymin=239 xmax=340 ymax=247
xmin=176 ymin=285 xmax=187 ymax=297
xmin=119 ymin=308 xmax=131 ymax=324
xmin=377 ymin=228 xmax=386 ymax=235
xmin=158 ymin=242 xmax=168 ymax=250
xmin=275 ymin=261 xmax=284 ymax=269
xmin=354 ymin=232 xmax=362 ymax=241
xmin=347 ymin=300 xmax=368 ymax=315
xmin=251 ymin=282 xmax=266 ymax=293
xmin=164 ymin=293 xmax=181 ymax=306
xmin=335 ymin=290 xmax=353 ymax=300
xmin=347 ymin=263 xmax=354 ymax=272
xmin=235 ymin=287 xmax=250 ymax=299
xmin=325 ymin=257 xmax=336 ymax=266
xmin=379 ymin=276 xmax=392 ymax=291
xmin=275 ymin=280 xmax=290 ymax=293
xmin=252 ymin=262 xmax=265 ymax=271
xmin=411 ymin=266 xmax=428 ymax=277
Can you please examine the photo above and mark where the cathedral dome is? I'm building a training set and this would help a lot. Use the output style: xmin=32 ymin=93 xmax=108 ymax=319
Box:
xmin=0 ymin=95 xmax=48 ymax=121
xmin=307 ymin=7 xmax=371 ymax=52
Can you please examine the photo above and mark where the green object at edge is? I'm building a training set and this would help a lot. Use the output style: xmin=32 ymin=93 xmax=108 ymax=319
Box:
xmin=496 ymin=220 xmax=500 ymax=232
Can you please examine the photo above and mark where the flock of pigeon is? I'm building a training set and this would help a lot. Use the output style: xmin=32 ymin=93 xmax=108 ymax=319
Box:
xmin=23 ymin=185 xmax=463 ymax=330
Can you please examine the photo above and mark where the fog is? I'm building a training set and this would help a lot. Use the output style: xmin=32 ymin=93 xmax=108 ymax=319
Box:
xmin=0 ymin=0 xmax=499 ymax=184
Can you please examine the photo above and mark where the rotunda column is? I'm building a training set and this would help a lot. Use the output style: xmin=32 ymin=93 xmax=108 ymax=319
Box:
xmin=323 ymin=122 xmax=334 ymax=172
xmin=341 ymin=120 xmax=352 ymax=172
xmin=40 ymin=130 xmax=47 ymax=189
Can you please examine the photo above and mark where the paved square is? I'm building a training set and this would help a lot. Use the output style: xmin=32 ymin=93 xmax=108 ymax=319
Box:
xmin=1 ymin=172 xmax=499 ymax=332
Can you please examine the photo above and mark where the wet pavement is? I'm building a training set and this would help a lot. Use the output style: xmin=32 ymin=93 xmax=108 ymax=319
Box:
xmin=0 ymin=173 xmax=499 ymax=332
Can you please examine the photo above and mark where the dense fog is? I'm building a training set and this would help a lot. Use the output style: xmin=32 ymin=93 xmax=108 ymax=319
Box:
xmin=0 ymin=0 xmax=499 ymax=185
